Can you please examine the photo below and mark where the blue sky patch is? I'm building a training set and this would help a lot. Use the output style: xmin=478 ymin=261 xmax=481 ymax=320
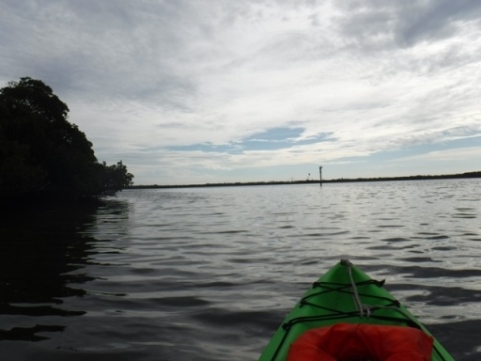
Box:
xmin=168 ymin=143 xmax=242 ymax=154
xmin=244 ymin=127 xmax=304 ymax=141
xmin=168 ymin=127 xmax=333 ymax=153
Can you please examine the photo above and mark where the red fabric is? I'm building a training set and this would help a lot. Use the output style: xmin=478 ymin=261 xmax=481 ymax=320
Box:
xmin=287 ymin=323 xmax=433 ymax=361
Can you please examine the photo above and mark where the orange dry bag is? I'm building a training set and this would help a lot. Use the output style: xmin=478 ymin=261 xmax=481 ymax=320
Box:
xmin=287 ymin=323 xmax=433 ymax=361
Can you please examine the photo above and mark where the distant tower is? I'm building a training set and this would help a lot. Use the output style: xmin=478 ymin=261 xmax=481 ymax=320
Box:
xmin=319 ymin=166 xmax=323 ymax=187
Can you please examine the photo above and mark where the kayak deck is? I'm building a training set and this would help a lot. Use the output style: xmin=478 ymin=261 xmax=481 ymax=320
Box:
xmin=258 ymin=259 xmax=454 ymax=361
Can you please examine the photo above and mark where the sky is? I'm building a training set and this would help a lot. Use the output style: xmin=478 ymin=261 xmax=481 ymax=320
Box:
xmin=1 ymin=0 xmax=481 ymax=185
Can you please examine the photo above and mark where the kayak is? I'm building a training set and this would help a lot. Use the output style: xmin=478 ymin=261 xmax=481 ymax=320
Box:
xmin=258 ymin=259 xmax=454 ymax=361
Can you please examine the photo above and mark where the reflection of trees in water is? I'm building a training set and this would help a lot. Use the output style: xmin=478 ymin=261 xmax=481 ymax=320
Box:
xmin=90 ymin=198 xmax=131 ymax=240
xmin=0 ymin=199 xmax=130 ymax=341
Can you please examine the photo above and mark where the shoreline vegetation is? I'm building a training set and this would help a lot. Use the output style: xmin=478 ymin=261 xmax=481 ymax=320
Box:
xmin=127 ymin=171 xmax=481 ymax=190
xmin=1 ymin=77 xmax=133 ymax=206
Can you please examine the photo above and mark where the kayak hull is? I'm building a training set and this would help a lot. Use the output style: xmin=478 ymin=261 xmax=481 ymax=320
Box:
xmin=258 ymin=260 xmax=454 ymax=361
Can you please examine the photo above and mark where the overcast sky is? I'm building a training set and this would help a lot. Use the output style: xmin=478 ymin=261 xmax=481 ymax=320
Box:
xmin=2 ymin=0 xmax=481 ymax=185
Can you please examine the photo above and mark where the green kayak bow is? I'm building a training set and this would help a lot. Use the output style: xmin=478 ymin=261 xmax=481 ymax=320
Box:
xmin=258 ymin=259 xmax=454 ymax=361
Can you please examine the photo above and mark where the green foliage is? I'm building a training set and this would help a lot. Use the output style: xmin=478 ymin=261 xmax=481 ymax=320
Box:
xmin=0 ymin=77 xmax=134 ymax=200
xmin=96 ymin=161 xmax=134 ymax=196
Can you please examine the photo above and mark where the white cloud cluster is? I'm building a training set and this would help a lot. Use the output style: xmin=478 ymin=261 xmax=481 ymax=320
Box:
xmin=1 ymin=0 xmax=481 ymax=184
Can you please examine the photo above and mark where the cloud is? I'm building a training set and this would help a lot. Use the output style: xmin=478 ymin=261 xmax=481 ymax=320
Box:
xmin=1 ymin=0 xmax=481 ymax=184
xmin=398 ymin=145 xmax=481 ymax=163
xmin=334 ymin=0 xmax=481 ymax=48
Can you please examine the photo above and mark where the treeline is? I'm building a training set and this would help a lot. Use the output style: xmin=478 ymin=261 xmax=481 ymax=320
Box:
xmin=127 ymin=171 xmax=481 ymax=189
xmin=0 ymin=77 xmax=133 ymax=203
xmin=328 ymin=171 xmax=481 ymax=183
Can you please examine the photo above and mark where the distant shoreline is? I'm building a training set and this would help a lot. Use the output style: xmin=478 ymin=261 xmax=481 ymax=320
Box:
xmin=126 ymin=171 xmax=481 ymax=189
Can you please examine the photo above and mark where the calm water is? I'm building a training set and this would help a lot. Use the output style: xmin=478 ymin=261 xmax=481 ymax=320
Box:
xmin=1 ymin=179 xmax=481 ymax=360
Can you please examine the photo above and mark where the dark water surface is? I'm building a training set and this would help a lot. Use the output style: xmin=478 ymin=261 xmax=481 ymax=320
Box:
xmin=1 ymin=179 xmax=481 ymax=360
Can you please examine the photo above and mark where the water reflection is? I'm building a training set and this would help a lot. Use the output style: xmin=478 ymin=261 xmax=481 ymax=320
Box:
xmin=0 ymin=182 xmax=480 ymax=360
xmin=0 ymin=199 xmax=129 ymax=341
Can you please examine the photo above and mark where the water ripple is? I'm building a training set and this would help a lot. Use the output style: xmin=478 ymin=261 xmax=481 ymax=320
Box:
xmin=1 ymin=180 xmax=481 ymax=360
